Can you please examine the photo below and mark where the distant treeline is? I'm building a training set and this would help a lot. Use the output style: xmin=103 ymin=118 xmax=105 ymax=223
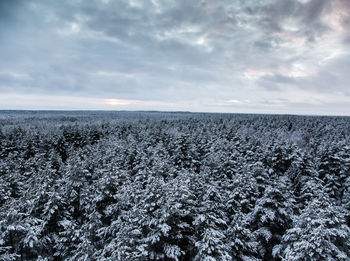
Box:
xmin=0 ymin=111 xmax=349 ymax=260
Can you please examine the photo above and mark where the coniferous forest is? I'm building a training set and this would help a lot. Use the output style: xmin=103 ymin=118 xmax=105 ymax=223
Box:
xmin=0 ymin=111 xmax=350 ymax=261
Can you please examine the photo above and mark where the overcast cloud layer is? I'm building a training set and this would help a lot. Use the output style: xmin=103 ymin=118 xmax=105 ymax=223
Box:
xmin=0 ymin=0 xmax=350 ymax=115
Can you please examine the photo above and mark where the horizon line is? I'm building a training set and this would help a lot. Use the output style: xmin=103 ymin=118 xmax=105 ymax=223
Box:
xmin=0 ymin=109 xmax=349 ymax=118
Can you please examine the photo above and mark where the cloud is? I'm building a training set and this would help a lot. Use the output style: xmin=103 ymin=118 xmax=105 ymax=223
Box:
xmin=0 ymin=0 xmax=349 ymax=115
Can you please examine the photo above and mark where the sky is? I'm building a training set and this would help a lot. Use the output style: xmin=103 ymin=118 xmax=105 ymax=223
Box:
xmin=0 ymin=0 xmax=350 ymax=115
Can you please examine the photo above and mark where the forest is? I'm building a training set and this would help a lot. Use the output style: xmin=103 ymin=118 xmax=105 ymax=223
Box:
xmin=0 ymin=110 xmax=349 ymax=261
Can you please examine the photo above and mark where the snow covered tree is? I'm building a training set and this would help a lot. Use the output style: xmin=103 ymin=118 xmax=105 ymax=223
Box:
xmin=193 ymin=180 xmax=231 ymax=261
xmin=273 ymin=196 xmax=350 ymax=260
xmin=247 ymin=177 xmax=295 ymax=260
xmin=318 ymin=143 xmax=350 ymax=203
xmin=226 ymin=213 xmax=260 ymax=261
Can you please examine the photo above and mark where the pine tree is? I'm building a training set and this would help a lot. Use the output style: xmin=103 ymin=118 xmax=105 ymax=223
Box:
xmin=274 ymin=196 xmax=350 ymax=260
xmin=226 ymin=213 xmax=260 ymax=261
xmin=193 ymin=180 xmax=231 ymax=261
xmin=318 ymin=143 xmax=350 ymax=203
xmin=247 ymin=177 xmax=295 ymax=260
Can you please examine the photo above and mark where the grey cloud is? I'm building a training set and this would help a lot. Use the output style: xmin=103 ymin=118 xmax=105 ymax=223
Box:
xmin=259 ymin=0 xmax=300 ymax=31
xmin=294 ymin=55 xmax=350 ymax=94
xmin=258 ymin=74 xmax=297 ymax=92
xmin=253 ymin=38 xmax=275 ymax=52
xmin=0 ymin=72 xmax=31 ymax=93
xmin=254 ymin=0 xmax=345 ymax=42
xmin=257 ymin=55 xmax=350 ymax=95
xmin=261 ymin=74 xmax=297 ymax=85
xmin=300 ymin=0 xmax=329 ymax=25
xmin=299 ymin=0 xmax=331 ymax=41
xmin=0 ymin=0 xmax=26 ymax=29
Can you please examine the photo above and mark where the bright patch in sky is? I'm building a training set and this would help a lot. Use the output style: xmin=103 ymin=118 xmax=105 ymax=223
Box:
xmin=104 ymin=98 xmax=139 ymax=106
